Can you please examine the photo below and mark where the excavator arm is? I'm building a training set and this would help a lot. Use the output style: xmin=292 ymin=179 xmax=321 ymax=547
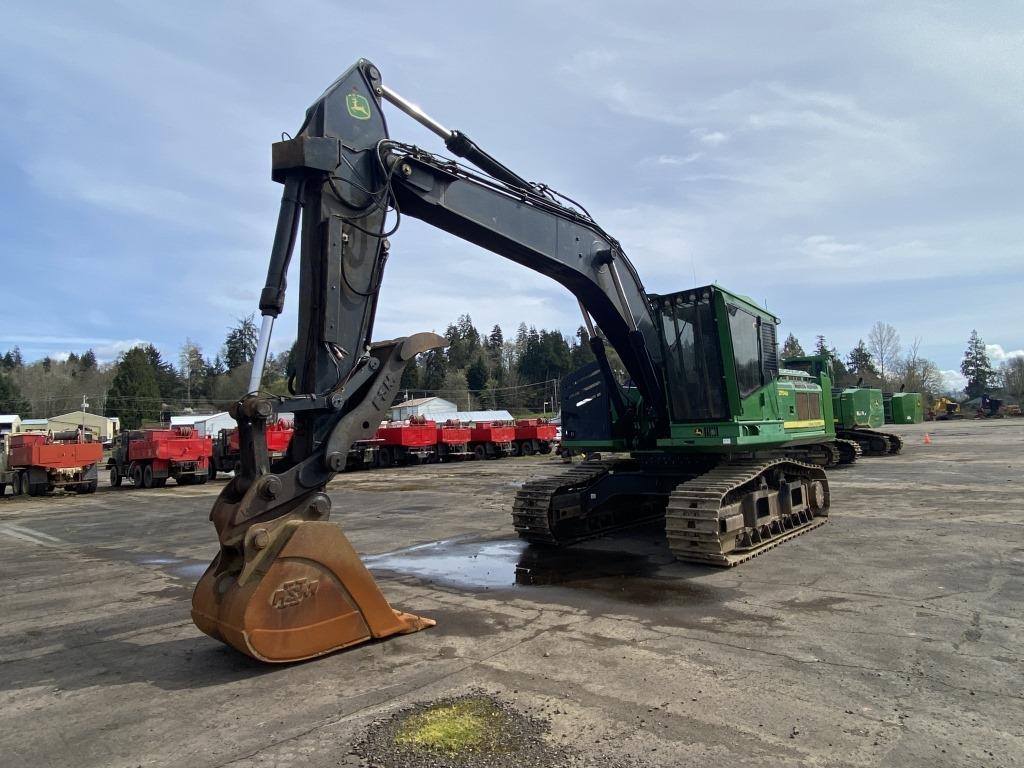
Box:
xmin=192 ymin=59 xmax=667 ymax=662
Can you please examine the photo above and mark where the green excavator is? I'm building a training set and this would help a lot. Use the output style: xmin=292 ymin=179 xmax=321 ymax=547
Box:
xmin=192 ymin=60 xmax=837 ymax=663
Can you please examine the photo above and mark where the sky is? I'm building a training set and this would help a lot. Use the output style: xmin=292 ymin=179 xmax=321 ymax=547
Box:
xmin=1 ymin=0 xmax=1022 ymax=393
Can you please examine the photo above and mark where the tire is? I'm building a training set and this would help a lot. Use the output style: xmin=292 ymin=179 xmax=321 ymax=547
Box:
xmin=522 ymin=440 xmax=537 ymax=456
xmin=539 ymin=442 xmax=552 ymax=455
xmin=131 ymin=464 xmax=143 ymax=486
xmin=178 ymin=475 xmax=194 ymax=485
xmin=378 ymin=447 xmax=393 ymax=468
xmin=196 ymin=473 xmax=208 ymax=485
xmin=0 ymin=482 xmax=5 ymax=497
xmin=509 ymin=441 xmax=521 ymax=457
xmin=208 ymin=461 xmax=217 ymax=481
xmin=110 ymin=465 xmax=122 ymax=488
xmin=142 ymin=464 xmax=154 ymax=489
xmin=408 ymin=453 xmax=422 ymax=466
xmin=13 ymin=472 xmax=23 ymax=496
xmin=85 ymin=480 xmax=98 ymax=494
xmin=472 ymin=444 xmax=486 ymax=461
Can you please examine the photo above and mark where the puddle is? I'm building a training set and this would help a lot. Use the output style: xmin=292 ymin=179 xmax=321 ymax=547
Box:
xmin=363 ymin=527 xmax=715 ymax=606
xmin=365 ymin=539 xmax=526 ymax=590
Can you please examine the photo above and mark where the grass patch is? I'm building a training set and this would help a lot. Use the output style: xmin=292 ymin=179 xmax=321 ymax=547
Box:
xmin=394 ymin=697 xmax=508 ymax=754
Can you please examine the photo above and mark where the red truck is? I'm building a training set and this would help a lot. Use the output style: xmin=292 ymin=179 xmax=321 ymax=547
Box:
xmin=469 ymin=421 xmax=515 ymax=460
xmin=0 ymin=431 xmax=102 ymax=496
xmin=510 ymin=418 xmax=557 ymax=456
xmin=375 ymin=416 xmax=437 ymax=467
xmin=209 ymin=420 xmax=293 ymax=479
xmin=436 ymin=419 xmax=472 ymax=461
xmin=108 ymin=426 xmax=212 ymax=488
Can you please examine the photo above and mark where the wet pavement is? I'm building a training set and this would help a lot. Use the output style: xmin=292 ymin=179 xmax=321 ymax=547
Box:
xmin=1 ymin=419 xmax=1022 ymax=767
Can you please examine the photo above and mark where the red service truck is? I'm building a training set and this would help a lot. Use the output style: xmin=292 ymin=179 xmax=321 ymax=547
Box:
xmin=468 ymin=421 xmax=515 ymax=460
xmin=510 ymin=418 xmax=557 ymax=456
xmin=375 ymin=416 xmax=437 ymax=467
xmin=1 ymin=431 xmax=102 ymax=496
xmin=108 ymin=426 xmax=212 ymax=489
xmin=436 ymin=420 xmax=472 ymax=461
xmin=209 ymin=420 xmax=293 ymax=479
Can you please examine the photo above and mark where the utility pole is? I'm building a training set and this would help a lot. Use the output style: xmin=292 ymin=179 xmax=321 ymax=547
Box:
xmin=80 ymin=394 xmax=89 ymax=442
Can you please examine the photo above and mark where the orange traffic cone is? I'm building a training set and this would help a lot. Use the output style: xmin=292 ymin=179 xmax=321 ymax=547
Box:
xmin=923 ymin=433 xmax=932 ymax=445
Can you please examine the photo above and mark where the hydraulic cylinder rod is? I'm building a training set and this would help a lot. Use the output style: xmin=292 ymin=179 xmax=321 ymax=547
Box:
xmin=379 ymin=84 xmax=535 ymax=191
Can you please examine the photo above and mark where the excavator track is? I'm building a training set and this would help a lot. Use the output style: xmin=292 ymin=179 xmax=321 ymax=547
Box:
xmin=512 ymin=458 xmax=679 ymax=545
xmin=837 ymin=428 xmax=903 ymax=456
xmin=783 ymin=441 xmax=840 ymax=468
xmin=835 ymin=438 xmax=862 ymax=465
xmin=665 ymin=458 xmax=829 ymax=567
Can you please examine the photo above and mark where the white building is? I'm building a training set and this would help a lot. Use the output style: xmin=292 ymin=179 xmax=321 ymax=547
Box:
xmin=439 ymin=409 xmax=515 ymax=424
xmin=389 ymin=397 xmax=458 ymax=422
xmin=170 ymin=411 xmax=237 ymax=437
xmin=0 ymin=415 xmax=22 ymax=435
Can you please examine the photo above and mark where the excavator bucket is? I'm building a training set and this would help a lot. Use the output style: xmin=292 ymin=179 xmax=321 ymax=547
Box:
xmin=192 ymin=520 xmax=434 ymax=663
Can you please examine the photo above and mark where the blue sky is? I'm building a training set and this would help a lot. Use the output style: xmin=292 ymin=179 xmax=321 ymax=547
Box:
xmin=2 ymin=1 xmax=1022 ymax=391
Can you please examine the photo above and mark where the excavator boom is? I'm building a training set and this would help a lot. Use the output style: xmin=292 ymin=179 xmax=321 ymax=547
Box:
xmin=193 ymin=59 xmax=670 ymax=662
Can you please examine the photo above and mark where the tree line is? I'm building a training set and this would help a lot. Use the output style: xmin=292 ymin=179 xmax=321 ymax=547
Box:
xmin=781 ymin=322 xmax=1023 ymax=402
xmin=3 ymin=315 xmax=1020 ymax=431
xmin=0 ymin=314 xmax=597 ymax=428
xmin=398 ymin=315 xmax=598 ymax=413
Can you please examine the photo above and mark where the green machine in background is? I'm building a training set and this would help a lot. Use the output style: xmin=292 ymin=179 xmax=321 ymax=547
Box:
xmin=833 ymin=386 xmax=885 ymax=430
xmin=783 ymin=356 xmax=903 ymax=457
xmin=884 ymin=392 xmax=924 ymax=424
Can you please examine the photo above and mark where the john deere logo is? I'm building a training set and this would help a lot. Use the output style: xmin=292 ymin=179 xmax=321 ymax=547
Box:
xmin=346 ymin=93 xmax=372 ymax=120
xmin=694 ymin=427 xmax=704 ymax=436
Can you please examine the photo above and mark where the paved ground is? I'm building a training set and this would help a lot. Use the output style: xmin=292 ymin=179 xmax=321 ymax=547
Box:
xmin=1 ymin=419 xmax=1021 ymax=767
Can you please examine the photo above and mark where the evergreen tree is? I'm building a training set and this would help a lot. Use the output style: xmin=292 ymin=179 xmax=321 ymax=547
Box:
xmin=829 ymin=346 xmax=851 ymax=385
xmin=144 ymin=344 xmax=182 ymax=402
xmin=515 ymin=322 xmax=529 ymax=351
xmin=420 ymin=348 xmax=448 ymax=392
xmin=961 ymin=330 xmax=995 ymax=399
xmin=223 ymin=314 xmax=259 ymax=371
xmin=571 ymin=326 xmax=597 ymax=369
xmin=443 ymin=322 xmax=464 ymax=369
xmin=0 ymin=351 xmax=14 ymax=371
xmin=399 ymin=359 xmax=420 ymax=392
xmin=846 ymin=339 xmax=878 ymax=378
xmin=0 ymin=373 xmax=30 ymax=414
xmin=487 ymin=325 xmax=504 ymax=353
xmin=206 ymin=354 xmax=226 ymax=378
xmin=813 ymin=335 xmax=829 ymax=357
xmin=106 ymin=347 xmax=161 ymax=429
xmin=80 ymin=349 xmax=97 ymax=371
xmin=780 ymin=333 xmax=804 ymax=360
xmin=466 ymin=354 xmax=489 ymax=392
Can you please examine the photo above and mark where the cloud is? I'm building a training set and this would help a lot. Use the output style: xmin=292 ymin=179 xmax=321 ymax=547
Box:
xmin=940 ymin=370 xmax=967 ymax=394
xmin=649 ymin=152 xmax=704 ymax=166
xmin=987 ymin=344 xmax=1024 ymax=363
xmin=692 ymin=129 xmax=728 ymax=146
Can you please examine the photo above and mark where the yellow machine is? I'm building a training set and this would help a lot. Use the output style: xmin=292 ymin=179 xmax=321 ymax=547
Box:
xmin=928 ymin=397 xmax=961 ymax=421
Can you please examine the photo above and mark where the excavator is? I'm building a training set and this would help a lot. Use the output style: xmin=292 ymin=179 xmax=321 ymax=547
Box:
xmin=191 ymin=59 xmax=832 ymax=663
